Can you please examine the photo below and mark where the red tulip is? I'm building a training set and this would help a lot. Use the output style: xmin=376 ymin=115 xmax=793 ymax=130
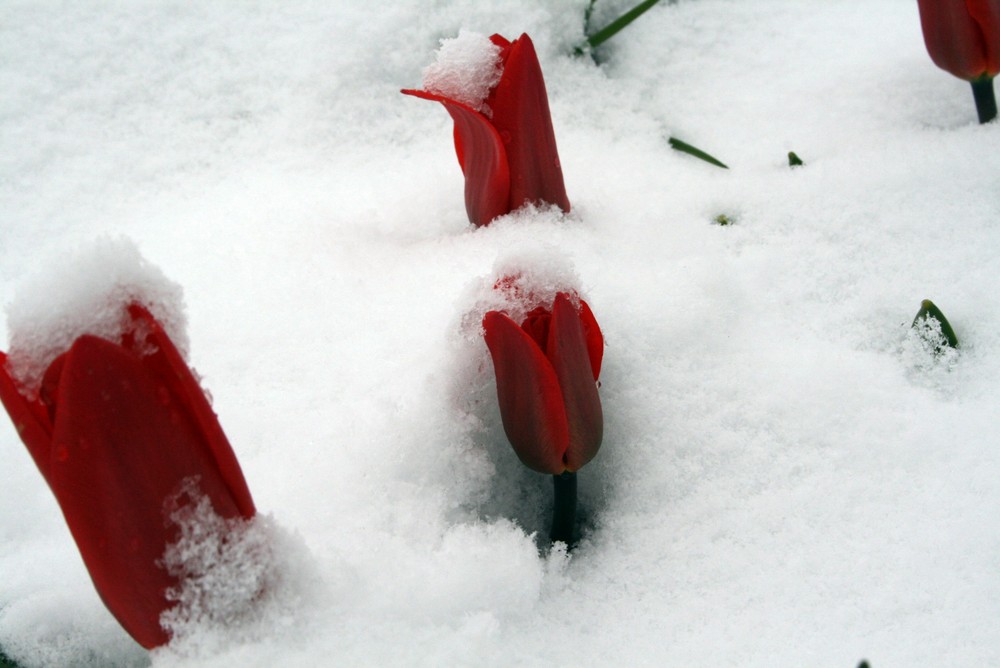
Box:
xmin=916 ymin=0 xmax=1000 ymax=80
xmin=403 ymin=33 xmax=570 ymax=227
xmin=0 ymin=303 xmax=255 ymax=649
xmin=483 ymin=292 xmax=603 ymax=474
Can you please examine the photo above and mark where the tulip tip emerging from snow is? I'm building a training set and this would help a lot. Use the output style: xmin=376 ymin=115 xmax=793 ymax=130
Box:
xmin=403 ymin=32 xmax=570 ymax=226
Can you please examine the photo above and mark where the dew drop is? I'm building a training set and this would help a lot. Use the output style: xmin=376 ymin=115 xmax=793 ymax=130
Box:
xmin=127 ymin=537 xmax=141 ymax=553
xmin=78 ymin=437 xmax=91 ymax=451
xmin=54 ymin=444 xmax=69 ymax=462
xmin=500 ymin=130 xmax=512 ymax=144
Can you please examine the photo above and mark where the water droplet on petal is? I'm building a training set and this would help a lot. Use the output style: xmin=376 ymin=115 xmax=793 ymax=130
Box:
xmin=127 ymin=537 xmax=141 ymax=553
xmin=54 ymin=444 xmax=69 ymax=462
xmin=78 ymin=437 xmax=91 ymax=451
xmin=500 ymin=130 xmax=512 ymax=144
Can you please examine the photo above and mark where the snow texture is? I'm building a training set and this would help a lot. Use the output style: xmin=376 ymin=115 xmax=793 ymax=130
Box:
xmin=3 ymin=238 xmax=188 ymax=395
xmin=1 ymin=1 xmax=999 ymax=667
xmin=422 ymin=30 xmax=503 ymax=114
xmin=158 ymin=480 xmax=317 ymax=662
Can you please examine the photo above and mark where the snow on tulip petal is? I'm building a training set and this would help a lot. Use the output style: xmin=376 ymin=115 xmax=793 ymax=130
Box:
xmin=402 ymin=89 xmax=511 ymax=226
xmin=421 ymin=29 xmax=503 ymax=114
xmin=546 ymin=294 xmax=603 ymax=472
xmin=488 ymin=34 xmax=570 ymax=214
xmin=483 ymin=310 xmax=569 ymax=474
xmin=127 ymin=303 xmax=256 ymax=518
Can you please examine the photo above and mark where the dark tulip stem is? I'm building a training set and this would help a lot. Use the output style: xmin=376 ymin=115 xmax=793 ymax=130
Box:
xmin=550 ymin=471 xmax=578 ymax=547
xmin=970 ymin=77 xmax=997 ymax=124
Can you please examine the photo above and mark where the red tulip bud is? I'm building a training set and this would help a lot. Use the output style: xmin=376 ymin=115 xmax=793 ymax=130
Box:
xmin=403 ymin=33 xmax=570 ymax=227
xmin=917 ymin=0 xmax=1000 ymax=80
xmin=483 ymin=292 xmax=603 ymax=474
xmin=0 ymin=303 xmax=255 ymax=649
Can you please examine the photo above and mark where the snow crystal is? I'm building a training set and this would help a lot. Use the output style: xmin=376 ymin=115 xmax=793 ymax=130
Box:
xmin=3 ymin=237 xmax=188 ymax=395
xmin=422 ymin=30 xmax=503 ymax=114
xmin=900 ymin=313 xmax=961 ymax=389
xmin=158 ymin=479 xmax=318 ymax=659
xmin=458 ymin=246 xmax=584 ymax=341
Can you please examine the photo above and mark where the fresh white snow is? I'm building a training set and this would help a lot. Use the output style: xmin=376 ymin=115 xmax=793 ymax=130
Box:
xmin=421 ymin=30 xmax=503 ymax=114
xmin=1 ymin=1 xmax=998 ymax=666
xmin=3 ymin=238 xmax=188 ymax=395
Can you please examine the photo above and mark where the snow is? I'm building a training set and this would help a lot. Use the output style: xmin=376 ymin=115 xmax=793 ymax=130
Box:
xmin=159 ymin=483 xmax=317 ymax=662
xmin=1 ymin=1 xmax=999 ymax=667
xmin=421 ymin=30 xmax=503 ymax=114
xmin=4 ymin=238 xmax=188 ymax=395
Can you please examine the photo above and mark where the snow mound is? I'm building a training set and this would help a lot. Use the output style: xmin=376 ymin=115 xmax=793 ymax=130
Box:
xmin=3 ymin=237 xmax=188 ymax=395
xmin=158 ymin=478 xmax=319 ymax=660
xmin=422 ymin=30 xmax=503 ymax=115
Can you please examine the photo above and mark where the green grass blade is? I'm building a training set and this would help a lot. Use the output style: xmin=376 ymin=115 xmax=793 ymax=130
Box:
xmin=578 ymin=0 xmax=663 ymax=53
xmin=668 ymin=137 xmax=729 ymax=169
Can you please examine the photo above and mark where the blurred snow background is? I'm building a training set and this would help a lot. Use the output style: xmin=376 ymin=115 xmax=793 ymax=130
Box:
xmin=1 ymin=0 xmax=998 ymax=666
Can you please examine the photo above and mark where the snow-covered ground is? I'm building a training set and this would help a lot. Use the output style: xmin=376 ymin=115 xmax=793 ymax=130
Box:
xmin=1 ymin=1 xmax=998 ymax=666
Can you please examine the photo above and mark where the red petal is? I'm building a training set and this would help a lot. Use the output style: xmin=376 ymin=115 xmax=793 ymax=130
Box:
xmin=547 ymin=294 xmax=603 ymax=472
xmin=489 ymin=34 xmax=570 ymax=214
xmin=126 ymin=303 xmax=256 ymax=519
xmin=969 ymin=0 xmax=1000 ymax=76
xmin=46 ymin=336 xmax=233 ymax=647
xmin=483 ymin=311 xmax=568 ymax=474
xmin=917 ymin=0 xmax=993 ymax=79
xmin=0 ymin=352 xmax=54 ymax=481
xmin=578 ymin=298 xmax=604 ymax=381
xmin=402 ymin=89 xmax=511 ymax=227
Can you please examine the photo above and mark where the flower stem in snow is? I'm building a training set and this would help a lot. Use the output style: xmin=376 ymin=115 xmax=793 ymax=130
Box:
xmin=551 ymin=471 xmax=578 ymax=547
xmin=970 ymin=77 xmax=997 ymax=124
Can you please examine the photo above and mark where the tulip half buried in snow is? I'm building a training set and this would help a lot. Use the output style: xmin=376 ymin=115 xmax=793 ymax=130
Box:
xmin=403 ymin=33 xmax=570 ymax=227
xmin=0 ymin=303 xmax=256 ymax=649
xmin=483 ymin=291 xmax=603 ymax=546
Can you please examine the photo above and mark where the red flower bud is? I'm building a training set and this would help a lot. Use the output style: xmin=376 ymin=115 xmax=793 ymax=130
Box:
xmin=403 ymin=33 xmax=570 ymax=227
xmin=483 ymin=293 xmax=603 ymax=474
xmin=917 ymin=0 xmax=1000 ymax=80
xmin=0 ymin=303 xmax=255 ymax=649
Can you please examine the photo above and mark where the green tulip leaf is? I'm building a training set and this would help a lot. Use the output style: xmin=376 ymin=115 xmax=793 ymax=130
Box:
xmin=912 ymin=299 xmax=958 ymax=349
xmin=669 ymin=137 xmax=729 ymax=169
xmin=575 ymin=0 xmax=664 ymax=55
xmin=0 ymin=647 xmax=21 ymax=668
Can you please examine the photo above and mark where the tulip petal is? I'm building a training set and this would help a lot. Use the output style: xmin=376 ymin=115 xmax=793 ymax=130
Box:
xmin=483 ymin=311 xmax=569 ymax=474
xmin=0 ymin=352 xmax=54 ymax=481
xmin=969 ymin=0 xmax=1000 ymax=76
xmin=917 ymin=0 xmax=995 ymax=79
xmin=489 ymin=34 xmax=570 ymax=214
xmin=547 ymin=294 xmax=603 ymax=472
xmin=127 ymin=304 xmax=256 ymax=519
xmin=402 ymin=89 xmax=511 ymax=227
xmin=48 ymin=335 xmax=249 ymax=647
xmin=578 ymin=299 xmax=604 ymax=381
